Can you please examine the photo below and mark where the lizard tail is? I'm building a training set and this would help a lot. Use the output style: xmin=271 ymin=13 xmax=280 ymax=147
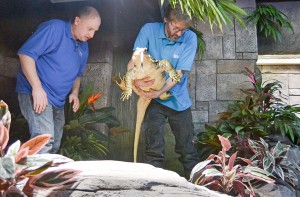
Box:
xmin=134 ymin=97 xmax=151 ymax=162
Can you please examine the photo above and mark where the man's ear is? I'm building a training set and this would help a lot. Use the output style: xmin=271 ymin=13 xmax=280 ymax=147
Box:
xmin=74 ymin=16 xmax=80 ymax=25
xmin=163 ymin=17 xmax=167 ymax=24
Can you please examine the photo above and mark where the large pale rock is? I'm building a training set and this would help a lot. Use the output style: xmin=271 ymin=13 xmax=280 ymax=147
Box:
xmin=32 ymin=159 xmax=229 ymax=197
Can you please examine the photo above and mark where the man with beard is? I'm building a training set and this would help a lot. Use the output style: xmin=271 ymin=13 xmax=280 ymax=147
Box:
xmin=127 ymin=5 xmax=200 ymax=179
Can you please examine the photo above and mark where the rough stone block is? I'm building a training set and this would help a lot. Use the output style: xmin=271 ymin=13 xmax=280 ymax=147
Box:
xmin=193 ymin=123 xmax=206 ymax=134
xmin=82 ymin=63 xmax=113 ymax=108
xmin=236 ymin=0 xmax=256 ymax=8
xmin=0 ymin=76 xmax=19 ymax=114
xmin=195 ymin=21 xmax=234 ymax=37
xmin=196 ymin=74 xmax=216 ymax=101
xmin=88 ymin=41 xmax=113 ymax=64
xmin=235 ymin=8 xmax=257 ymax=53
xmin=236 ymin=53 xmax=243 ymax=59
xmin=191 ymin=110 xmax=208 ymax=123
xmin=0 ymin=54 xmax=3 ymax=66
xmin=188 ymin=65 xmax=196 ymax=108
xmin=289 ymin=89 xmax=300 ymax=96
xmin=259 ymin=65 xmax=300 ymax=74
xmin=217 ymin=60 xmax=255 ymax=74
xmin=243 ymin=52 xmax=258 ymax=60
xmin=217 ymin=74 xmax=251 ymax=100
xmin=209 ymin=101 xmax=231 ymax=123
xmin=223 ymin=36 xmax=235 ymax=59
xmin=203 ymin=37 xmax=223 ymax=60
xmin=195 ymin=101 xmax=209 ymax=111
xmin=262 ymin=74 xmax=288 ymax=98
xmin=3 ymin=57 xmax=19 ymax=77
xmin=290 ymin=96 xmax=300 ymax=106
xmin=289 ymin=74 xmax=300 ymax=88
xmin=195 ymin=60 xmax=216 ymax=75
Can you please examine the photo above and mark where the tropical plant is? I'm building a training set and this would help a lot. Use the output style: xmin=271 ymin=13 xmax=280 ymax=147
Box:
xmin=248 ymin=138 xmax=300 ymax=190
xmin=195 ymin=66 xmax=300 ymax=160
xmin=247 ymin=4 xmax=294 ymax=42
xmin=189 ymin=26 xmax=206 ymax=59
xmin=164 ymin=0 xmax=247 ymax=30
xmin=0 ymin=100 xmax=80 ymax=197
xmin=59 ymin=83 xmax=120 ymax=160
xmin=190 ymin=135 xmax=274 ymax=197
xmin=162 ymin=0 xmax=247 ymax=59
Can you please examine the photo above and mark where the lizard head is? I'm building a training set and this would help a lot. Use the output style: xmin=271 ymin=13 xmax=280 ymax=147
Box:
xmin=132 ymin=48 xmax=148 ymax=68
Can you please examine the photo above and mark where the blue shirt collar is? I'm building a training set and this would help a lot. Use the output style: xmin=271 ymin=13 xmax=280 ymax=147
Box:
xmin=66 ymin=21 xmax=74 ymax=39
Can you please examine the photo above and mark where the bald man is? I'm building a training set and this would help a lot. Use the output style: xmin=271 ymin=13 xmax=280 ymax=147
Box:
xmin=16 ymin=6 xmax=101 ymax=153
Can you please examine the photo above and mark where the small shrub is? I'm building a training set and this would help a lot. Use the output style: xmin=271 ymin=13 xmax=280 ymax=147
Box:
xmin=190 ymin=135 xmax=274 ymax=197
xmin=248 ymin=138 xmax=300 ymax=190
xmin=0 ymin=100 xmax=80 ymax=196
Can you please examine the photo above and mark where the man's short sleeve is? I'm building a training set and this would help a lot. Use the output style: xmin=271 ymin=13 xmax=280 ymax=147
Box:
xmin=18 ymin=21 xmax=58 ymax=60
xmin=176 ymin=31 xmax=197 ymax=72
xmin=133 ymin=24 xmax=150 ymax=51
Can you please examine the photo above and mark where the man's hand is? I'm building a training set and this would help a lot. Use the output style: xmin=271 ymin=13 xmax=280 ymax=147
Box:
xmin=69 ymin=94 xmax=80 ymax=112
xmin=135 ymin=86 xmax=162 ymax=99
xmin=134 ymin=76 xmax=155 ymax=88
xmin=32 ymin=86 xmax=48 ymax=114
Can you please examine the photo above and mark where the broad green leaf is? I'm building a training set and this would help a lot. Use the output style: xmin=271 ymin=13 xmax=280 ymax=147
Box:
xmin=274 ymin=165 xmax=284 ymax=180
xmin=203 ymin=168 xmax=223 ymax=177
xmin=273 ymin=142 xmax=290 ymax=157
xmin=0 ymin=156 xmax=15 ymax=179
xmin=190 ymin=160 xmax=212 ymax=178
xmin=5 ymin=140 xmax=21 ymax=157
xmin=235 ymin=126 xmax=244 ymax=133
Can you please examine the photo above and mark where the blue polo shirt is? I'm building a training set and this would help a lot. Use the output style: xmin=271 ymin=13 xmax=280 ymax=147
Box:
xmin=133 ymin=22 xmax=197 ymax=111
xmin=16 ymin=19 xmax=88 ymax=108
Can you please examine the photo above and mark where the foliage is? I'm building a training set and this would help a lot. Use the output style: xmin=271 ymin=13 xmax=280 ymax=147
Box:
xmin=190 ymin=135 xmax=274 ymax=197
xmin=247 ymin=4 xmax=294 ymax=42
xmin=248 ymin=138 xmax=300 ymax=190
xmin=162 ymin=0 xmax=247 ymax=58
xmin=189 ymin=26 xmax=206 ymax=59
xmin=163 ymin=0 xmax=247 ymax=31
xmin=0 ymin=100 xmax=80 ymax=197
xmin=195 ymin=66 xmax=300 ymax=160
xmin=60 ymin=83 xmax=120 ymax=160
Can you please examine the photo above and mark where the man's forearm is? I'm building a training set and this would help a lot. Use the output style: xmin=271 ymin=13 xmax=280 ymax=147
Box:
xmin=157 ymin=70 xmax=184 ymax=95
xmin=18 ymin=54 xmax=42 ymax=89
xmin=71 ymin=77 xmax=81 ymax=96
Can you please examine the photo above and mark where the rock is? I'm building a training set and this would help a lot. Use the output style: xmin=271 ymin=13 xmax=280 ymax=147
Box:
xmin=253 ymin=183 xmax=296 ymax=197
xmin=32 ymin=159 xmax=229 ymax=197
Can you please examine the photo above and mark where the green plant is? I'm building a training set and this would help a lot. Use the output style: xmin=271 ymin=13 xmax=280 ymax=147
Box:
xmin=60 ymin=83 xmax=120 ymax=160
xmin=0 ymin=100 xmax=80 ymax=196
xmin=190 ymin=135 xmax=274 ymax=197
xmin=247 ymin=4 xmax=294 ymax=42
xmin=164 ymin=0 xmax=247 ymax=30
xmin=248 ymin=138 xmax=300 ymax=190
xmin=195 ymin=66 xmax=300 ymax=160
xmin=189 ymin=26 xmax=206 ymax=59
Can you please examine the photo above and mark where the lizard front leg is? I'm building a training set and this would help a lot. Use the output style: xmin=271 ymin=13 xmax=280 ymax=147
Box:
xmin=159 ymin=59 xmax=181 ymax=83
xmin=121 ymin=68 xmax=135 ymax=101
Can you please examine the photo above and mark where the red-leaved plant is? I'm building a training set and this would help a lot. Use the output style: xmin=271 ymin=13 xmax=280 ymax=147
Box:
xmin=0 ymin=100 xmax=80 ymax=197
xmin=190 ymin=135 xmax=275 ymax=197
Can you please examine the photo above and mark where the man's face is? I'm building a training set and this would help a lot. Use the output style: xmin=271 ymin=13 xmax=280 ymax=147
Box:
xmin=164 ymin=19 xmax=187 ymax=41
xmin=73 ymin=15 xmax=101 ymax=42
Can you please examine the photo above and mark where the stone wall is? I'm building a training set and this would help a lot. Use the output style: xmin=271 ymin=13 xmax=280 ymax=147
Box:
xmin=0 ymin=55 xmax=20 ymax=114
xmin=258 ymin=2 xmax=300 ymax=54
xmin=257 ymin=55 xmax=300 ymax=106
xmin=190 ymin=0 xmax=257 ymax=133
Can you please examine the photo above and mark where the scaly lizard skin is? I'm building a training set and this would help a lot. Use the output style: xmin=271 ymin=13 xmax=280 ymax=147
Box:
xmin=114 ymin=48 xmax=181 ymax=162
